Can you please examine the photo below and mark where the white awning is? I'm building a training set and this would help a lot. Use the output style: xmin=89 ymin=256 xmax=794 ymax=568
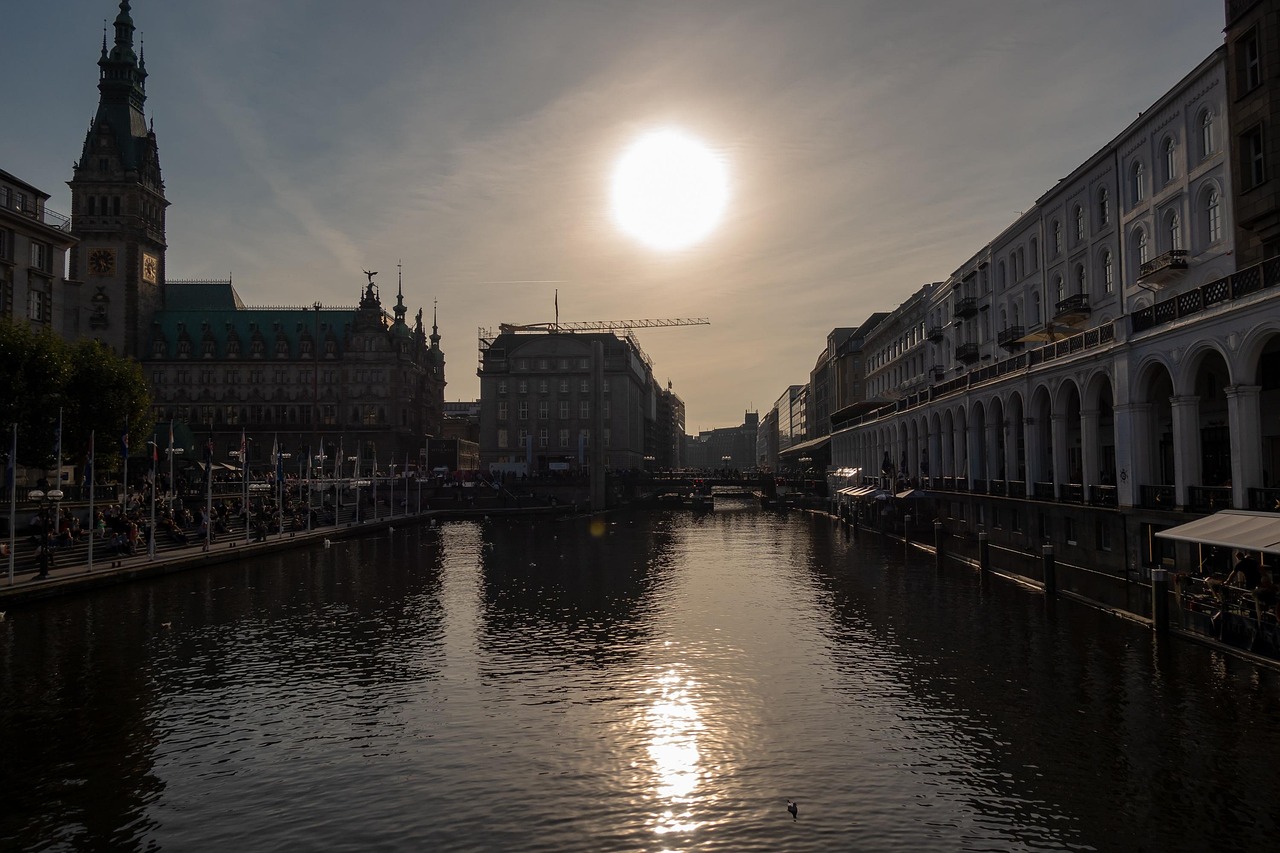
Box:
xmin=1154 ymin=510 xmax=1280 ymax=555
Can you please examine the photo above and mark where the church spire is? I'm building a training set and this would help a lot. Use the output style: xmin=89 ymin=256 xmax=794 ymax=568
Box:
xmin=430 ymin=300 xmax=441 ymax=348
xmin=392 ymin=260 xmax=408 ymax=327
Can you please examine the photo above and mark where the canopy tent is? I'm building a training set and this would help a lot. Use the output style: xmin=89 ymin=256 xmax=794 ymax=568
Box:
xmin=837 ymin=487 xmax=860 ymax=496
xmin=1154 ymin=510 xmax=1280 ymax=556
xmin=895 ymin=488 xmax=932 ymax=499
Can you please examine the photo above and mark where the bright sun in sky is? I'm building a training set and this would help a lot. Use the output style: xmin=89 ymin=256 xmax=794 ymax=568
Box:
xmin=610 ymin=128 xmax=729 ymax=251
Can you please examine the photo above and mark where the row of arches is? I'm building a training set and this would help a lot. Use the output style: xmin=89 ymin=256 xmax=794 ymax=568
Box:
xmin=838 ymin=329 xmax=1280 ymax=511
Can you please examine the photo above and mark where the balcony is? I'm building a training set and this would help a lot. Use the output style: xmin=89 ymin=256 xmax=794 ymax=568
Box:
xmin=997 ymin=325 xmax=1025 ymax=351
xmin=927 ymin=324 xmax=944 ymax=342
xmin=930 ymin=364 xmax=946 ymax=381
xmin=954 ymin=296 xmax=979 ymax=318
xmin=1 ymin=194 xmax=72 ymax=233
xmin=1249 ymin=487 xmax=1280 ymax=512
xmin=1089 ymin=485 xmax=1118 ymax=507
xmin=1053 ymin=293 xmax=1090 ymax=324
xmin=1138 ymin=249 xmax=1188 ymax=285
xmin=1139 ymin=484 xmax=1175 ymax=509
xmin=1188 ymin=486 xmax=1233 ymax=512
xmin=955 ymin=342 xmax=980 ymax=363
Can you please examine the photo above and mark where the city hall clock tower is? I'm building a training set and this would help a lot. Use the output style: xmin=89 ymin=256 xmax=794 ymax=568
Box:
xmin=67 ymin=1 xmax=167 ymax=357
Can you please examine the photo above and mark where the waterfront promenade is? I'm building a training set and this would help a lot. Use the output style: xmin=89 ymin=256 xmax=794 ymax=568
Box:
xmin=1 ymin=497 xmax=568 ymax=606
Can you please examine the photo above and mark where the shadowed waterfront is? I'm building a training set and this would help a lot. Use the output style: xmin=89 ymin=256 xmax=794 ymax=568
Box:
xmin=2 ymin=505 xmax=1279 ymax=851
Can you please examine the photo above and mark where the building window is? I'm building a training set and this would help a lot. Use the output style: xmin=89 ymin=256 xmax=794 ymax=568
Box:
xmin=580 ymin=401 xmax=589 ymax=419
xmin=578 ymin=358 xmax=589 ymax=369
xmin=1242 ymin=30 xmax=1262 ymax=91
xmin=1135 ymin=228 xmax=1149 ymax=266
xmin=538 ymin=400 xmax=548 ymax=419
xmin=1165 ymin=210 xmax=1182 ymax=252
xmin=1199 ymin=109 xmax=1215 ymax=160
xmin=539 ymin=380 xmax=548 ymax=394
xmin=603 ymin=400 xmax=610 ymax=418
xmin=559 ymin=401 xmax=569 ymax=419
xmin=1052 ymin=220 xmax=1062 ymax=256
xmin=1074 ymin=264 xmax=1086 ymax=296
xmin=1098 ymin=187 xmax=1110 ymax=227
xmin=518 ymin=429 xmax=528 ymax=448
xmin=1103 ymin=251 xmax=1114 ymax=293
xmin=538 ymin=359 xmax=548 ymax=370
xmin=518 ymin=401 xmax=528 ymax=420
xmin=497 ymin=401 xmax=508 ymax=420
xmin=29 ymin=242 xmax=50 ymax=271
xmin=1096 ymin=520 xmax=1112 ymax=551
xmin=498 ymin=429 xmax=508 ymax=449
xmin=1243 ymin=125 xmax=1266 ymax=189
xmin=559 ymin=428 xmax=569 ymax=448
xmin=517 ymin=380 xmax=528 ymax=394
xmin=580 ymin=379 xmax=589 ymax=393
xmin=26 ymin=284 xmax=48 ymax=322
xmin=1205 ymin=188 xmax=1222 ymax=244
xmin=1131 ymin=161 xmax=1145 ymax=205
xmin=559 ymin=379 xmax=569 ymax=394
xmin=603 ymin=428 xmax=611 ymax=448
xmin=539 ymin=428 xmax=548 ymax=448
xmin=497 ymin=380 xmax=507 ymax=395
xmin=1074 ymin=205 xmax=1085 ymax=242
xmin=1162 ymin=137 xmax=1176 ymax=184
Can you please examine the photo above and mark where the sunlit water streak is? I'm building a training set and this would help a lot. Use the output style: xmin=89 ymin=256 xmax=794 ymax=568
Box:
xmin=2 ymin=506 xmax=1280 ymax=851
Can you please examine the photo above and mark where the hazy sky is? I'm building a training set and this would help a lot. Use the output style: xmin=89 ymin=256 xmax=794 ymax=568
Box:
xmin=3 ymin=1 xmax=1225 ymax=430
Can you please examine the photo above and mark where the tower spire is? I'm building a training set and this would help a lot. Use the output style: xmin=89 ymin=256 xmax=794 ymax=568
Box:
xmin=430 ymin=300 xmax=441 ymax=348
xmin=392 ymin=260 xmax=408 ymax=326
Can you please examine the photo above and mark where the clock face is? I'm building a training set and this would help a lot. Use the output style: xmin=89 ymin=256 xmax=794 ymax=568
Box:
xmin=88 ymin=247 xmax=116 ymax=277
xmin=142 ymin=253 xmax=158 ymax=284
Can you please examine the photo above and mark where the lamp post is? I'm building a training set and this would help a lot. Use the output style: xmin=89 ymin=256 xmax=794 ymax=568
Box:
xmin=30 ymin=487 xmax=63 ymax=573
xmin=348 ymin=455 xmax=360 ymax=524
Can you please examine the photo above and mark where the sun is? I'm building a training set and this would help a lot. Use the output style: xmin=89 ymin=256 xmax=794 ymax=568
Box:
xmin=610 ymin=128 xmax=729 ymax=251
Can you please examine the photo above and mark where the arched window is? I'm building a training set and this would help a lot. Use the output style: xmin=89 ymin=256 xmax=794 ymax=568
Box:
xmin=1162 ymin=137 xmax=1177 ymax=184
xmin=1098 ymin=187 xmax=1110 ymax=227
xmin=1075 ymin=263 xmax=1087 ymax=295
xmin=997 ymin=261 xmax=1006 ymax=289
xmin=1031 ymin=292 xmax=1042 ymax=325
xmin=1199 ymin=108 xmax=1215 ymax=159
xmin=1013 ymin=303 xmax=1022 ymax=327
xmin=1134 ymin=227 xmax=1149 ymax=267
xmin=1165 ymin=210 xmax=1182 ymax=252
xmin=1102 ymin=250 xmax=1114 ymax=293
xmin=1205 ymin=188 xmax=1222 ymax=244
xmin=1132 ymin=161 xmax=1145 ymax=205
xmin=1052 ymin=220 xmax=1063 ymax=256
xmin=1054 ymin=274 xmax=1065 ymax=302
xmin=1074 ymin=205 xmax=1086 ymax=242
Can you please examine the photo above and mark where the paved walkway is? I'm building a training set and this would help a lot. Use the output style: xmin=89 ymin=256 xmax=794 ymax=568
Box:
xmin=1 ymin=503 xmax=568 ymax=606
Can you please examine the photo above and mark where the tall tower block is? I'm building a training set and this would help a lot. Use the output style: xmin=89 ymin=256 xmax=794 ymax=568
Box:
xmin=67 ymin=0 xmax=168 ymax=356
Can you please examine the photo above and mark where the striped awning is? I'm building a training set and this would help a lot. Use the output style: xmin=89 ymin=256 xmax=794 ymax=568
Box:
xmin=1154 ymin=510 xmax=1280 ymax=555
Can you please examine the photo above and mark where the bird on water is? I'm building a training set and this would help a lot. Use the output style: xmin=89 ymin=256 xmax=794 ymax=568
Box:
xmin=787 ymin=800 xmax=798 ymax=820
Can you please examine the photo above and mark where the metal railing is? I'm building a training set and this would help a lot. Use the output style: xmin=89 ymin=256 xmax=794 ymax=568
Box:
xmin=1054 ymin=293 xmax=1090 ymax=318
xmin=954 ymin=296 xmax=979 ymax=317
xmin=1090 ymin=485 xmax=1118 ymax=507
xmin=1138 ymin=249 xmax=1188 ymax=279
xmin=1248 ymin=487 xmax=1280 ymax=513
xmin=1139 ymin=484 xmax=1175 ymax=509
xmin=997 ymin=326 xmax=1025 ymax=348
xmin=1188 ymin=486 xmax=1233 ymax=512
xmin=1132 ymin=257 xmax=1280 ymax=334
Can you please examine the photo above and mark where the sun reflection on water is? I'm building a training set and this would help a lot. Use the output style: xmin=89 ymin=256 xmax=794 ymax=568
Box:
xmin=644 ymin=667 xmax=705 ymax=836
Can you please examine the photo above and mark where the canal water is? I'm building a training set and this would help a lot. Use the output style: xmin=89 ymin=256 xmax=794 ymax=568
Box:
xmin=3 ymin=503 xmax=1279 ymax=851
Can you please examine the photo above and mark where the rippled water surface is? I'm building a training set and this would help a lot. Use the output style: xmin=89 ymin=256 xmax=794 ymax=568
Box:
xmin=4 ymin=505 xmax=1280 ymax=851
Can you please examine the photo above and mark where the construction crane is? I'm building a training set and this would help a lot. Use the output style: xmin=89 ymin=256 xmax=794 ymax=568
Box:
xmin=479 ymin=318 xmax=709 ymax=371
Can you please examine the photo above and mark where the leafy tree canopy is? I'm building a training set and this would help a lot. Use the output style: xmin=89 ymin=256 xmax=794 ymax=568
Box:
xmin=0 ymin=320 xmax=153 ymax=470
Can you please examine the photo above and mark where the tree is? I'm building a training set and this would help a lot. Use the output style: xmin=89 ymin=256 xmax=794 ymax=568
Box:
xmin=64 ymin=338 xmax=155 ymax=473
xmin=0 ymin=319 xmax=153 ymax=471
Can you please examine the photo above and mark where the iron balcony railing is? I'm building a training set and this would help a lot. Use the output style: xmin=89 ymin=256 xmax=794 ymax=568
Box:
xmin=1138 ymin=249 xmax=1188 ymax=279
xmin=954 ymin=296 xmax=979 ymax=318
xmin=1059 ymin=483 xmax=1085 ymax=504
xmin=1249 ymin=487 xmax=1280 ymax=513
xmin=927 ymin=325 xmax=944 ymax=342
xmin=1139 ymin=484 xmax=1175 ymax=509
xmin=1 ymin=195 xmax=72 ymax=232
xmin=1054 ymin=293 xmax=1090 ymax=320
xmin=1188 ymin=486 xmax=1233 ymax=513
xmin=1132 ymin=256 xmax=1280 ymax=334
xmin=997 ymin=326 xmax=1025 ymax=349
xmin=1033 ymin=481 xmax=1055 ymax=501
xmin=955 ymin=342 xmax=980 ymax=363
xmin=1090 ymin=485 xmax=1118 ymax=507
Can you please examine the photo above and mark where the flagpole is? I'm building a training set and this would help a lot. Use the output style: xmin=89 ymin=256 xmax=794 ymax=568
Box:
xmin=167 ymin=419 xmax=174 ymax=513
xmin=205 ymin=436 xmax=213 ymax=551
xmin=306 ymin=448 xmax=312 ymax=532
xmin=148 ymin=440 xmax=157 ymax=560
xmin=275 ymin=434 xmax=283 ymax=537
xmin=86 ymin=431 xmax=95 ymax=573
xmin=121 ymin=414 xmax=129 ymax=510
xmin=54 ymin=407 xmax=62 ymax=492
xmin=243 ymin=429 xmax=250 ymax=545
xmin=7 ymin=423 xmax=17 ymax=586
